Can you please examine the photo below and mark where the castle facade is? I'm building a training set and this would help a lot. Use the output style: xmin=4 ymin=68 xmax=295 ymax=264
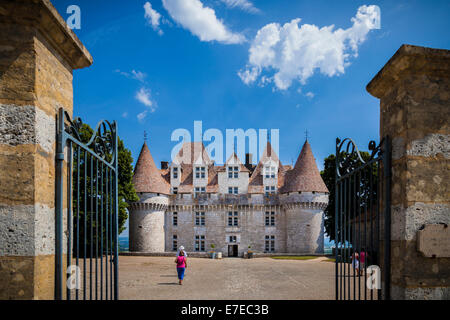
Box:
xmin=129 ymin=140 xmax=329 ymax=256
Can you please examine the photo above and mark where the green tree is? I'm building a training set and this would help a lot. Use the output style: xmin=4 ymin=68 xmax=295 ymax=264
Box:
xmin=320 ymin=151 xmax=377 ymax=243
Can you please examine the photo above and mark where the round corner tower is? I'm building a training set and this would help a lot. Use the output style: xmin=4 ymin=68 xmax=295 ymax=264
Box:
xmin=280 ymin=140 xmax=329 ymax=254
xmin=129 ymin=142 xmax=170 ymax=252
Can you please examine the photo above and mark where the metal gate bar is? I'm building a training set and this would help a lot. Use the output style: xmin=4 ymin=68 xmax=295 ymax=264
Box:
xmin=335 ymin=137 xmax=391 ymax=300
xmin=55 ymin=108 xmax=119 ymax=300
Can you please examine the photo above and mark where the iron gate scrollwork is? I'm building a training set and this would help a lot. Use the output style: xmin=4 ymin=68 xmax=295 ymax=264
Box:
xmin=335 ymin=136 xmax=391 ymax=300
xmin=55 ymin=108 xmax=119 ymax=300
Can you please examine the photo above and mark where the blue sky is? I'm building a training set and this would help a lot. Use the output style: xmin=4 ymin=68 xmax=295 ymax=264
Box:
xmin=52 ymin=0 xmax=449 ymax=237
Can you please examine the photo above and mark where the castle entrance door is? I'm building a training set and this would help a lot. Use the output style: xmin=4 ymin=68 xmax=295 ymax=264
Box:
xmin=228 ymin=245 xmax=238 ymax=257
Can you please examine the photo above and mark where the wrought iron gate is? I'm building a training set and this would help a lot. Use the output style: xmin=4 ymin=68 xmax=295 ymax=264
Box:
xmin=335 ymin=137 xmax=391 ymax=300
xmin=55 ymin=108 xmax=119 ymax=300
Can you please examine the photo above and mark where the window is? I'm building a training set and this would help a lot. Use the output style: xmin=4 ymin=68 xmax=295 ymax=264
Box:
xmin=173 ymin=212 xmax=178 ymax=226
xmin=195 ymin=166 xmax=206 ymax=179
xmin=229 ymin=236 xmax=237 ymax=243
xmin=195 ymin=211 xmax=205 ymax=226
xmin=265 ymin=235 xmax=275 ymax=252
xmin=173 ymin=167 xmax=178 ymax=179
xmin=195 ymin=235 xmax=205 ymax=251
xmin=264 ymin=166 xmax=276 ymax=178
xmin=172 ymin=235 xmax=177 ymax=251
xmin=228 ymin=166 xmax=239 ymax=178
xmin=265 ymin=211 xmax=275 ymax=226
xmin=172 ymin=187 xmax=178 ymax=194
xmin=228 ymin=187 xmax=238 ymax=195
xmin=228 ymin=211 xmax=239 ymax=226
xmin=194 ymin=187 xmax=206 ymax=196
xmin=265 ymin=186 xmax=276 ymax=195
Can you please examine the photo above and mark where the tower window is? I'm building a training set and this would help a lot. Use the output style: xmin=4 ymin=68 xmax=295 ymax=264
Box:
xmin=265 ymin=186 xmax=276 ymax=195
xmin=194 ymin=187 xmax=206 ymax=196
xmin=228 ymin=211 xmax=239 ymax=226
xmin=195 ymin=166 xmax=206 ymax=179
xmin=228 ymin=166 xmax=239 ymax=178
xmin=195 ymin=211 xmax=205 ymax=226
xmin=173 ymin=167 xmax=178 ymax=179
xmin=228 ymin=187 xmax=238 ymax=195
xmin=265 ymin=235 xmax=275 ymax=252
xmin=173 ymin=212 xmax=178 ymax=226
xmin=264 ymin=166 xmax=276 ymax=178
xmin=265 ymin=211 xmax=275 ymax=226
xmin=195 ymin=235 xmax=205 ymax=252
xmin=172 ymin=235 xmax=177 ymax=251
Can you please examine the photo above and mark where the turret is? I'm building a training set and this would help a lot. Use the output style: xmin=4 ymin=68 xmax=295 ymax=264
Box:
xmin=280 ymin=140 xmax=329 ymax=253
xmin=129 ymin=142 xmax=170 ymax=252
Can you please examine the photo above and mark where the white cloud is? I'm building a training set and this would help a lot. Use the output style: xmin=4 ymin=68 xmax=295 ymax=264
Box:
xmin=238 ymin=5 xmax=380 ymax=90
xmin=135 ymin=87 xmax=156 ymax=112
xmin=305 ymin=92 xmax=315 ymax=99
xmin=144 ymin=1 xmax=163 ymax=35
xmin=162 ymin=0 xmax=245 ymax=44
xmin=137 ymin=110 xmax=148 ymax=123
xmin=115 ymin=69 xmax=147 ymax=83
xmin=220 ymin=0 xmax=260 ymax=14
xmin=122 ymin=112 xmax=128 ymax=118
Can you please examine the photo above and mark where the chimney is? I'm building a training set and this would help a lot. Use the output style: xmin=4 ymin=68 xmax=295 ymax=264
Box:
xmin=161 ymin=161 xmax=169 ymax=169
xmin=245 ymin=153 xmax=252 ymax=165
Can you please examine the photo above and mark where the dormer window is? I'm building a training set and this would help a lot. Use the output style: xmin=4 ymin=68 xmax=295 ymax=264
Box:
xmin=228 ymin=187 xmax=238 ymax=195
xmin=265 ymin=186 xmax=276 ymax=195
xmin=172 ymin=167 xmax=178 ymax=179
xmin=194 ymin=187 xmax=206 ymax=196
xmin=172 ymin=187 xmax=178 ymax=194
xmin=195 ymin=166 xmax=206 ymax=179
xmin=228 ymin=166 xmax=239 ymax=178
xmin=264 ymin=166 xmax=276 ymax=178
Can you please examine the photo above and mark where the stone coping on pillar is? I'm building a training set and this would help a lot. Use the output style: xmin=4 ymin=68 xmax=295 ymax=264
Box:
xmin=0 ymin=0 xmax=92 ymax=69
xmin=366 ymin=44 xmax=450 ymax=99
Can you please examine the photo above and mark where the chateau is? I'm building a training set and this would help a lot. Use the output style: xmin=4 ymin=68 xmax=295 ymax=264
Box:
xmin=129 ymin=140 xmax=329 ymax=257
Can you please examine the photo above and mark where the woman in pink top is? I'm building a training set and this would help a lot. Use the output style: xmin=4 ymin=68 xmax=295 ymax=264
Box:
xmin=359 ymin=248 xmax=366 ymax=275
xmin=175 ymin=250 xmax=187 ymax=285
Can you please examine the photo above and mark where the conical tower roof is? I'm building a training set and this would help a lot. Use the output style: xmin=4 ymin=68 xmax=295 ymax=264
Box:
xmin=280 ymin=140 xmax=328 ymax=193
xmin=133 ymin=142 xmax=170 ymax=195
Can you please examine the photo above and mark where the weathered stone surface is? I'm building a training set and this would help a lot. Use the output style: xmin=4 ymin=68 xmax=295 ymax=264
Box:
xmin=0 ymin=256 xmax=35 ymax=300
xmin=417 ymin=224 xmax=450 ymax=258
xmin=0 ymin=0 xmax=92 ymax=300
xmin=367 ymin=44 xmax=450 ymax=300
xmin=391 ymin=285 xmax=450 ymax=300
xmin=391 ymin=240 xmax=450 ymax=288
xmin=0 ymin=104 xmax=56 ymax=153
xmin=391 ymin=203 xmax=450 ymax=241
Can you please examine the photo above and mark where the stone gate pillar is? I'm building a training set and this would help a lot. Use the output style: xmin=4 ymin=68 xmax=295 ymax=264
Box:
xmin=0 ymin=0 xmax=92 ymax=299
xmin=367 ymin=44 xmax=450 ymax=299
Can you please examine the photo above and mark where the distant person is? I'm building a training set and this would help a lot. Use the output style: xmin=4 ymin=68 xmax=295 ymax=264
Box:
xmin=177 ymin=246 xmax=188 ymax=257
xmin=351 ymin=251 xmax=359 ymax=276
xmin=175 ymin=249 xmax=187 ymax=285
xmin=359 ymin=248 xmax=367 ymax=275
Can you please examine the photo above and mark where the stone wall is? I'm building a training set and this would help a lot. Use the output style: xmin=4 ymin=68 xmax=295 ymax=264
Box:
xmin=129 ymin=191 xmax=328 ymax=256
xmin=367 ymin=44 xmax=450 ymax=300
xmin=0 ymin=0 xmax=92 ymax=299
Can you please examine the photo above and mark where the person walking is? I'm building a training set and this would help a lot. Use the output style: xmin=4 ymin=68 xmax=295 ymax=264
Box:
xmin=351 ymin=251 xmax=360 ymax=276
xmin=177 ymin=245 xmax=188 ymax=257
xmin=175 ymin=249 xmax=187 ymax=285
xmin=359 ymin=248 xmax=367 ymax=275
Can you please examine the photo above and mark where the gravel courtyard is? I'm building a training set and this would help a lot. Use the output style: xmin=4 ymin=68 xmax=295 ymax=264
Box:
xmin=118 ymin=256 xmax=335 ymax=300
